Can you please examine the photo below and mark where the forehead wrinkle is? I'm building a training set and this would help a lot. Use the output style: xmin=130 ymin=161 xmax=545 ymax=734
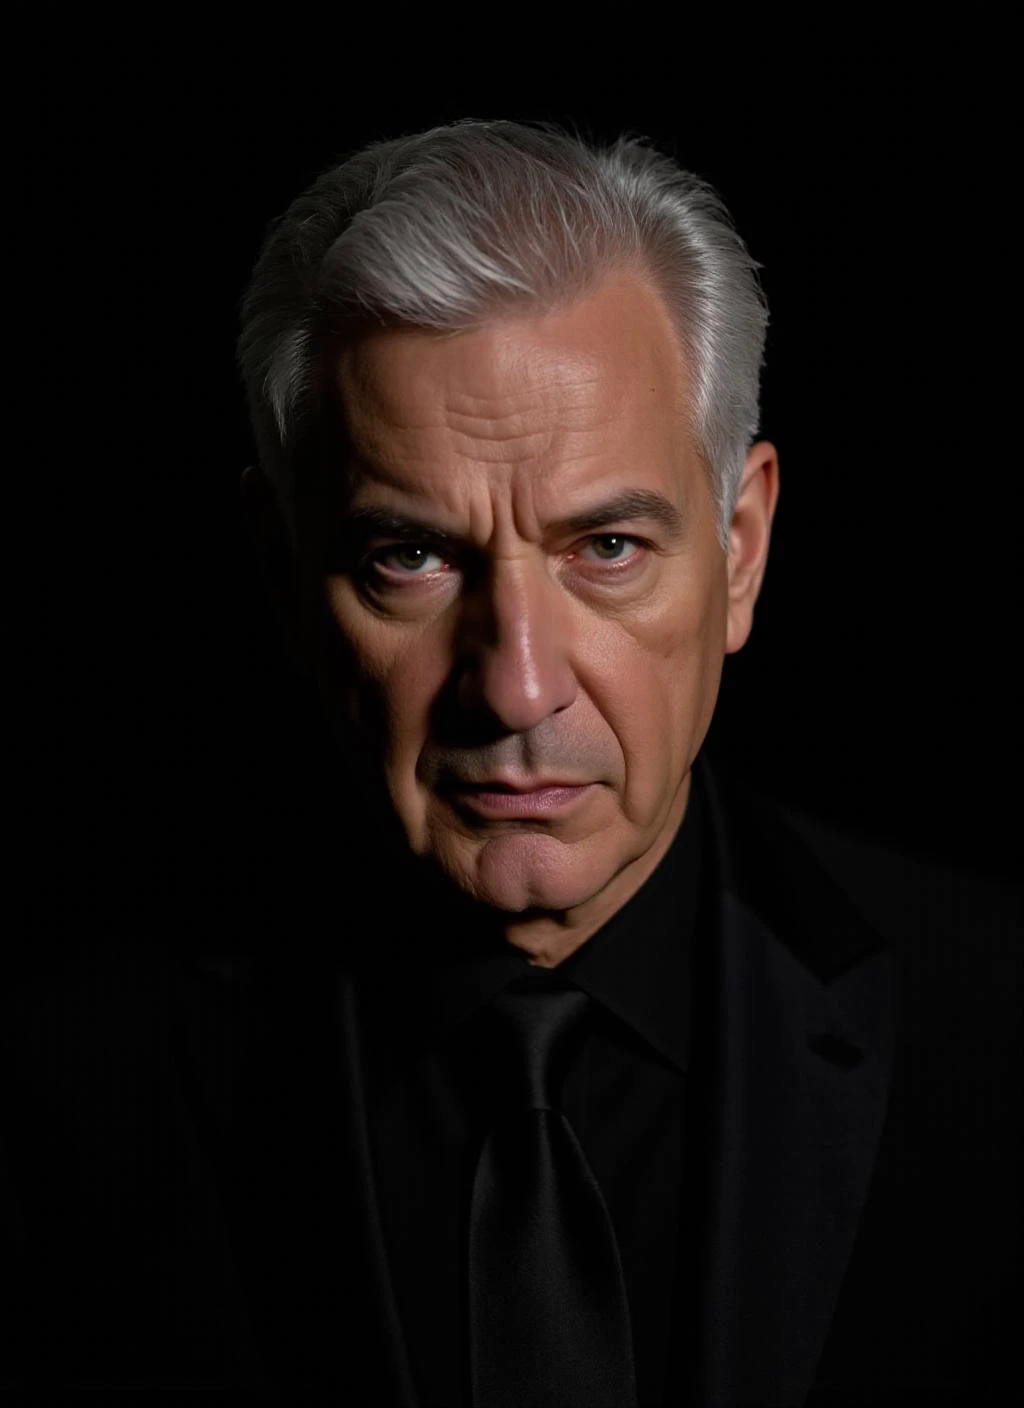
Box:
xmin=440 ymin=378 xmax=619 ymax=458
xmin=443 ymin=371 xmax=605 ymax=419
xmin=368 ymin=399 xmax=628 ymax=473
xmin=348 ymin=391 xmax=622 ymax=469
xmin=347 ymin=404 xmax=689 ymax=533
xmin=334 ymin=270 xmax=699 ymax=549
xmin=442 ymin=408 xmax=618 ymax=456
xmin=443 ymin=427 xmax=568 ymax=468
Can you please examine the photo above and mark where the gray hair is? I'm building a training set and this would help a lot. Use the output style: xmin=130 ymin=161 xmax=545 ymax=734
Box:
xmin=237 ymin=119 xmax=768 ymax=549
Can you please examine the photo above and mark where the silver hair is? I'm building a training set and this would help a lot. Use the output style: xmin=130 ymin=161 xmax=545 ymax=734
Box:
xmin=237 ymin=119 xmax=768 ymax=549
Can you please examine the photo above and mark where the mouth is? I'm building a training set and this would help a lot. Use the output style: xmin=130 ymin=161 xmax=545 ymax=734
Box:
xmin=442 ymin=779 xmax=595 ymax=820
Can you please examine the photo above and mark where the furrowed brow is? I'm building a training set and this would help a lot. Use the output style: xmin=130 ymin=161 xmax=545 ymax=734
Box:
xmin=553 ymin=490 xmax=685 ymax=539
xmin=338 ymin=507 xmax=463 ymax=549
xmin=336 ymin=489 xmax=684 ymax=555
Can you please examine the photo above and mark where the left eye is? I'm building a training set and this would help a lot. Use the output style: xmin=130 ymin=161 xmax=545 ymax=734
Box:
xmin=579 ymin=534 xmax=640 ymax=563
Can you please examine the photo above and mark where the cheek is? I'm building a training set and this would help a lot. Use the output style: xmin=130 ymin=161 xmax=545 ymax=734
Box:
xmin=579 ymin=585 xmax=723 ymax=775
xmin=656 ymin=595 xmax=727 ymax=748
xmin=326 ymin=597 xmax=450 ymax=754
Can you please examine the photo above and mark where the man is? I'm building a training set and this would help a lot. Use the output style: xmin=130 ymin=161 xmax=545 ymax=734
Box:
xmin=2 ymin=121 xmax=1018 ymax=1406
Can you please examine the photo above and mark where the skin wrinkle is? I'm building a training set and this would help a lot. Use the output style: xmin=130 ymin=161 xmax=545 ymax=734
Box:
xmin=301 ymin=269 xmax=778 ymax=967
xmin=446 ymin=377 xmax=604 ymax=419
xmin=336 ymin=492 xmax=686 ymax=565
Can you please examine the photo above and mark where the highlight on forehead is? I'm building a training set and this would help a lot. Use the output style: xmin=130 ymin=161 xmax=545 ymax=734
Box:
xmin=329 ymin=270 xmax=696 ymax=495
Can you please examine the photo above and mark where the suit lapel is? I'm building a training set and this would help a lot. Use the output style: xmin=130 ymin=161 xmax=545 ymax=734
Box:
xmin=691 ymin=760 xmax=899 ymax=1408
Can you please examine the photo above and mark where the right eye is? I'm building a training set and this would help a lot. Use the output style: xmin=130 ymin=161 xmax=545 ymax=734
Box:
xmin=369 ymin=543 xmax=451 ymax=579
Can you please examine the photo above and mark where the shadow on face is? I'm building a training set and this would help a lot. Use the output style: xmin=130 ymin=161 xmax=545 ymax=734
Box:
xmin=251 ymin=269 xmax=778 ymax=958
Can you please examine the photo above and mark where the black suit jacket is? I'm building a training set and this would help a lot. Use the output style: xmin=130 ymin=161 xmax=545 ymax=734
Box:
xmin=2 ymin=756 xmax=1019 ymax=1405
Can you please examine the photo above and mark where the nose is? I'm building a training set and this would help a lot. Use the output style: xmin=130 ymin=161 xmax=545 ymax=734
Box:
xmin=456 ymin=558 xmax=577 ymax=733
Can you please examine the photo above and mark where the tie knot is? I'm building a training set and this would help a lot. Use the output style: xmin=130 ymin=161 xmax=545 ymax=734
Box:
xmin=487 ymin=974 xmax=591 ymax=1111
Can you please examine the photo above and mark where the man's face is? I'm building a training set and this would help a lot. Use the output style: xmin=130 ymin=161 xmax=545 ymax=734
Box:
xmin=302 ymin=271 xmax=764 ymax=931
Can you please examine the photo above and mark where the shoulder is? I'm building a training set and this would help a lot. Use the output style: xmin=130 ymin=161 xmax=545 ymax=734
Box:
xmin=706 ymin=755 xmax=1019 ymax=933
xmin=701 ymin=755 xmax=1021 ymax=1012
xmin=773 ymin=794 xmax=1018 ymax=949
xmin=701 ymin=758 xmax=1022 ymax=1178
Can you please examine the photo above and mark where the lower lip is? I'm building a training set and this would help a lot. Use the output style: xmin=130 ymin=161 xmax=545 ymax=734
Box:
xmin=452 ymin=785 xmax=594 ymax=818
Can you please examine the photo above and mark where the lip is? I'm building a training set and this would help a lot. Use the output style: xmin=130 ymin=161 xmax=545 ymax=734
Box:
xmin=446 ymin=781 xmax=594 ymax=819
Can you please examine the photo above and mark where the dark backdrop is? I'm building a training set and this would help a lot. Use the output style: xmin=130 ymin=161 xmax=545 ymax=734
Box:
xmin=19 ymin=35 xmax=1018 ymax=941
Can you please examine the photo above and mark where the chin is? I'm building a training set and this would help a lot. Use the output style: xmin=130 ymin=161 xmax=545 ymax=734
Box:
xmin=441 ymin=829 xmax=627 ymax=916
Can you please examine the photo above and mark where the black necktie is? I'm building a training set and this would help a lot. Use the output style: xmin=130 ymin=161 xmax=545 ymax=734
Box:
xmin=467 ymin=973 xmax=638 ymax=1408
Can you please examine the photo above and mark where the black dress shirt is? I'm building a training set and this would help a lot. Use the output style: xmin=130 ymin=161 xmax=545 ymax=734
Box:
xmin=354 ymin=775 xmax=710 ymax=1407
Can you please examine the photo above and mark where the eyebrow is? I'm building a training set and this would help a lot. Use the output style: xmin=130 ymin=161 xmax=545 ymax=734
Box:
xmin=555 ymin=490 xmax=684 ymax=538
xmin=339 ymin=490 xmax=685 ymax=549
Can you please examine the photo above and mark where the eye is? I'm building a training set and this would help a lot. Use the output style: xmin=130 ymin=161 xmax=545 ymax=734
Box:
xmin=372 ymin=543 xmax=449 ymax=576
xmin=578 ymin=534 xmax=642 ymax=564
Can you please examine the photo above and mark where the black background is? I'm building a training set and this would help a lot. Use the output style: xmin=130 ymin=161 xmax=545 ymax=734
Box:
xmin=18 ymin=31 xmax=1019 ymax=939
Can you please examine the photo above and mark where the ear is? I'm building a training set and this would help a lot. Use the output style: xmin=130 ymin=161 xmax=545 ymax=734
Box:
xmin=239 ymin=464 xmax=300 ymax=652
xmin=725 ymin=440 xmax=780 ymax=655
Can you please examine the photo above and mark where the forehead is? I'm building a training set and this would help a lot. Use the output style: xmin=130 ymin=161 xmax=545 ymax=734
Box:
xmin=332 ymin=270 xmax=698 ymax=517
